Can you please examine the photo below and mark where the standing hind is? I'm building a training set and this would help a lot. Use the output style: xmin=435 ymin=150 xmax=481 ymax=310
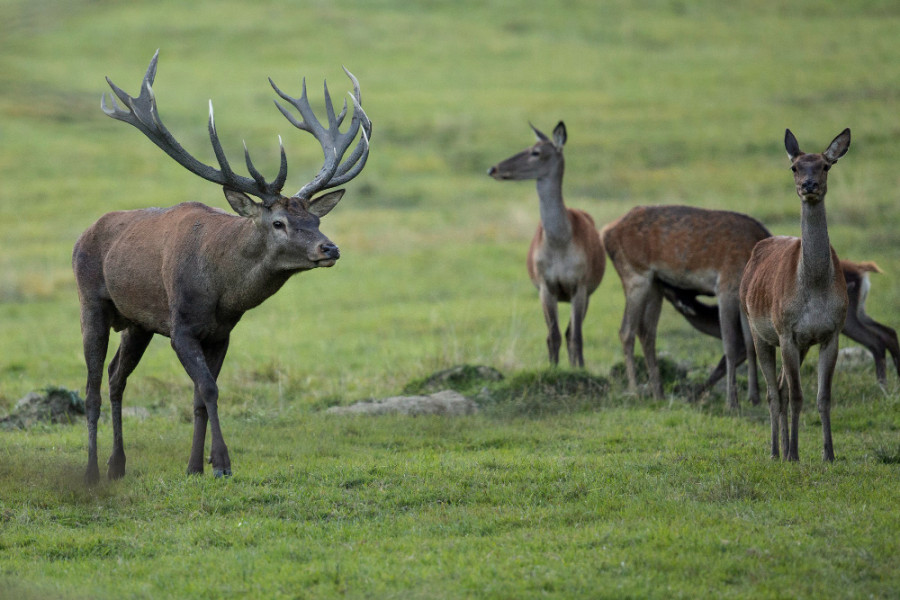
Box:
xmin=489 ymin=122 xmax=605 ymax=367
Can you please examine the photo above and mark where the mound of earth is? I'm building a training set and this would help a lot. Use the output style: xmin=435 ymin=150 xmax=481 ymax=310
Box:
xmin=402 ymin=364 xmax=504 ymax=395
xmin=1 ymin=387 xmax=85 ymax=430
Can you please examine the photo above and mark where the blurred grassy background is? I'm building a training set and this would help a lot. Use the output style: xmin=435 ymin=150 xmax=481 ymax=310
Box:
xmin=1 ymin=0 xmax=899 ymax=410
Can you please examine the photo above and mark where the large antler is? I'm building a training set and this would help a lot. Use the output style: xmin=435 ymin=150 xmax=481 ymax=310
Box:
xmin=270 ymin=68 xmax=372 ymax=200
xmin=102 ymin=50 xmax=287 ymax=207
xmin=101 ymin=50 xmax=371 ymax=207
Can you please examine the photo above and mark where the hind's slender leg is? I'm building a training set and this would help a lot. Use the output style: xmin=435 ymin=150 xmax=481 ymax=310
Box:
xmin=755 ymin=338 xmax=780 ymax=459
xmin=619 ymin=276 xmax=655 ymax=394
xmin=637 ymin=286 xmax=664 ymax=398
xmin=817 ymin=335 xmax=839 ymax=462
xmin=540 ymin=286 xmax=561 ymax=366
xmin=566 ymin=287 xmax=590 ymax=368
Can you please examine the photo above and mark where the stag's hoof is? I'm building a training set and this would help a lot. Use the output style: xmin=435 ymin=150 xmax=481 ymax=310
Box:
xmin=213 ymin=468 xmax=232 ymax=478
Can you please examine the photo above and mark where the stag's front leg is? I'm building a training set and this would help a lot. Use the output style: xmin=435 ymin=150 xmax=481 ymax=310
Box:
xmin=172 ymin=331 xmax=232 ymax=477
xmin=817 ymin=336 xmax=839 ymax=462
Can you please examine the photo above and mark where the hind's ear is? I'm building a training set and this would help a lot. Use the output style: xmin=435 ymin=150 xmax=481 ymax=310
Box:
xmin=784 ymin=129 xmax=802 ymax=161
xmin=823 ymin=128 xmax=851 ymax=164
xmin=553 ymin=121 xmax=567 ymax=148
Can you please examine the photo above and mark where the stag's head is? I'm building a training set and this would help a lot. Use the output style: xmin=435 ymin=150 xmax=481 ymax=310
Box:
xmin=101 ymin=50 xmax=371 ymax=271
xmin=223 ymin=189 xmax=343 ymax=270
xmin=784 ymin=128 xmax=850 ymax=204
xmin=488 ymin=121 xmax=567 ymax=181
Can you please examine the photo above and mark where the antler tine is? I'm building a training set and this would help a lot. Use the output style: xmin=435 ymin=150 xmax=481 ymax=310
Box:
xmin=101 ymin=51 xmax=286 ymax=207
xmin=323 ymin=80 xmax=338 ymax=130
xmin=269 ymin=67 xmax=372 ymax=200
xmin=244 ymin=136 xmax=288 ymax=198
xmin=270 ymin=77 xmax=318 ymax=135
xmin=330 ymin=92 xmax=372 ymax=185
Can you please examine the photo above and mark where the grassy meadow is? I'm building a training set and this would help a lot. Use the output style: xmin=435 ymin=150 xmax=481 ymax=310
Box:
xmin=1 ymin=0 xmax=900 ymax=597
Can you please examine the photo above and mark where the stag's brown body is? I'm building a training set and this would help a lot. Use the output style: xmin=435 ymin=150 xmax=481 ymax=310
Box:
xmin=601 ymin=204 xmax=769 ymax=406
xmin=76 ymin=201 xmax=329 ymax=338
xmin=75 ymin=51 xmax=370 ymax=483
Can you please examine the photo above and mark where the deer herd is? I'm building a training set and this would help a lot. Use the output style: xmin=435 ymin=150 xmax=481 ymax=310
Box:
xmin=74 ymin=51 xmax=897 ymax=483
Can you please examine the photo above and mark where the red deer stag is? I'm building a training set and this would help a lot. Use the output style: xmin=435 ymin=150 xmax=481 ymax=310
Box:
xmin=662 ymin=259 xmax=899 ymax=391
xmin=73 ymin=51 xmax=371 ymax=483
xmin=601 ymin=205 xmax=770 ymax=407
xmin=488 ymin=122 xmax=605 ymax=367
xmin=740 ymin=128 xmax=850 ymax=462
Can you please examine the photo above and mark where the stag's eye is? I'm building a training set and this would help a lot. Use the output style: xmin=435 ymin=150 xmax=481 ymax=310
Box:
xmin=273 ymin=220 xmax=285 ymax=230
xmin=823 ymin=164 xmax=831 ymax=172
xmin=791 ymin=166 xmax=797 ymax=173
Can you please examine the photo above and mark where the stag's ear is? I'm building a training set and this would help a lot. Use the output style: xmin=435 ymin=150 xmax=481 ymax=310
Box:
xmin=307 ymin=189 xmax=345 ymax=217
xmin=223 ymin=188 xmax=261 ymax=218
xmin=553 ymin=121 xmax=567 ymax=148
xmin=785 ymin=129 xmax=802 ymax=161
xmin=823 ymin=128 xmax=851 ymax=164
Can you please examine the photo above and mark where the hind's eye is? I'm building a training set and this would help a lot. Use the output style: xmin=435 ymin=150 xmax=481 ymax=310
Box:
xmin=791 ymin=166 xmax=797 ymax=172
xmin=273 ymin=220 xmax=285 ymax=230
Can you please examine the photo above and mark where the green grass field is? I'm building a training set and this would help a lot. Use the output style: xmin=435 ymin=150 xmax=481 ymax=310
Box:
xmin=2 ymin=1 xmax=900 ymax=598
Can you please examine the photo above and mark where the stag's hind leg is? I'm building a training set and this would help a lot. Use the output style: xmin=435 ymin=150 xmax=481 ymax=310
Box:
xmin=79 ymin=301 xmax=112 ymax=485
xmin=106 ymin=326 xmax=153 ymax=479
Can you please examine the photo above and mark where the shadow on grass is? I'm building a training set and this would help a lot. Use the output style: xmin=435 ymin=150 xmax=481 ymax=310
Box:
xmin=0 ymin=450 xmax=119 ymax=506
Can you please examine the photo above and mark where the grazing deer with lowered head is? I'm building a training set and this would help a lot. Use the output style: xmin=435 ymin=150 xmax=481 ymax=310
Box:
xmin=740 ymin=128 xmax=850 ymax=462
xmin=840 ymin=260 xmax=900 ymax=383
xmin=663 ymin=258 xmax=900 ymax=391
xmin=601 ymin=205 xmax=770 ymax=406
xmin=73 ymin=51 xmax=371 ymax=483
xmin=488 ymin=122 xmax=605 ymax=367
